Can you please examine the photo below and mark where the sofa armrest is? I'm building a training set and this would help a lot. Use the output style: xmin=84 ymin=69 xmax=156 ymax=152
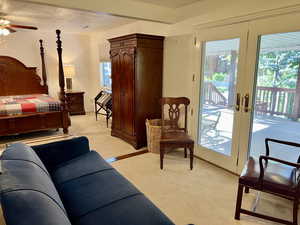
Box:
xmin=31 ymin=136 xmax=90 ymax=173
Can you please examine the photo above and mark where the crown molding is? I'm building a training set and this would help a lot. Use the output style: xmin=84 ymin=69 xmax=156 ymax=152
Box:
xmin=195 ymin=3 xmax=300 ymax=30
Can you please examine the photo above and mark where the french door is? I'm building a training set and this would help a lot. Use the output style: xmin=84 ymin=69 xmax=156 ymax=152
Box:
xmin=194 ymin=23 xmax=249 ymax=173
xmin=194 ymin=12 xmax=300 ymax=174
xmin=239 ymin=13 xmax=300 ymax=173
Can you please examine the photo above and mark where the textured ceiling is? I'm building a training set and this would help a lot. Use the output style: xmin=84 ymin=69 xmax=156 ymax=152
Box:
xmin=130 ymin=0 xmax=203 ymax=8
xmin=0 ymin=0 xmax=136 ymax=33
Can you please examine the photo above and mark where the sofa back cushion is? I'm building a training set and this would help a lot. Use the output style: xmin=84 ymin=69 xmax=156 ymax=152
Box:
xmin=2 ymin=143 xmax=49 ymax=175
xmin=0 ymin=143 xmax=72 ymax=225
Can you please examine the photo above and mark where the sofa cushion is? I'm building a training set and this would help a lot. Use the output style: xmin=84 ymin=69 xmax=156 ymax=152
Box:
xmin=56 ymin=168 xmax=140 ymax=222
xmin=1 ymin=160 xmax=65 ymax=211
xmin=53 ymin=151 xmax=174 ymax=225
xmin=1 ymin=143 xmax=49 ymax=176
xmin=52 ymin=151 xmax=112 ymax=185
xmin=1 ymin=190 xmax=72 ymax=225
xmin=0 ymin=144 xmax=71 ymax=225
xmin=32 ymin=136 xmax=91 ymax=173
xmin=76 ymin=194 xmax=174 ymax=225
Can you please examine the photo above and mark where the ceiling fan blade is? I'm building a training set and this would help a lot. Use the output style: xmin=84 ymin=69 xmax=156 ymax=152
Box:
xmin=7 ymin=27 xmax=16 ymax=33
xmin=9 ymin=24 xmax=38 ymax=30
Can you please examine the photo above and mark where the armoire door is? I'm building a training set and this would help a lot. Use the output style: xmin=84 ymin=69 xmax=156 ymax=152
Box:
xmin=120 ymin=48 xmax=135 ymax=137
xmin=110 ymin=50 xmax=122 ymax=131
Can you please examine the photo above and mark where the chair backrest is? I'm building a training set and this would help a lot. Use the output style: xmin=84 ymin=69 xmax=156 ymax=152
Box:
xmin=161 ymin=97 xmax=190 ymax=133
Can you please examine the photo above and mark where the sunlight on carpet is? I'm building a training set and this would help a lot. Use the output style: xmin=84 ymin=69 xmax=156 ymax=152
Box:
xmin=112 ymin=151 xmax=294 ymax=225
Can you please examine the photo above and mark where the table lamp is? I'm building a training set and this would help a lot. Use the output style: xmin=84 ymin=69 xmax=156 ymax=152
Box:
xmin=64 ymin=65 xmax=75 ymax=90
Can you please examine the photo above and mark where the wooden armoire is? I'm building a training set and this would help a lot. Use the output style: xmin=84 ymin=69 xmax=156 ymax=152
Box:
xmin=109 ymin=34 xmax=164 ymax=149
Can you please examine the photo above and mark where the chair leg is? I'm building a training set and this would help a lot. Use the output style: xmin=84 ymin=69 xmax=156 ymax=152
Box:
xmin=189 ymin=146 xmax=194 ymax=170
xmin=184 ymin=147 xmax=187 ymax=158
xmin=95 ymin=104 xmax=98 ymax=121
xmin=245 ymin=187 xmax=250 ymax=194
xmin=106 ymin=112 xmax=109 ymax=128
xmin=235 ymin=184 xmax=244 ymax=220
xmin=160 ymin=146 xmax=164 ymax=170
xmin=293 ymin=198 xmax=298 ymax=225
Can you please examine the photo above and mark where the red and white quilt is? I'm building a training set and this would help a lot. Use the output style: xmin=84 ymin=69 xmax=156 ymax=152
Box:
xmin=0 ymin=94 xmax=61 ymax=116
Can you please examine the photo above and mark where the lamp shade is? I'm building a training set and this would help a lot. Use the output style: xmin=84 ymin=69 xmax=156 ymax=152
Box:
xmin=64 ymin=65 xmax=75 ymax=78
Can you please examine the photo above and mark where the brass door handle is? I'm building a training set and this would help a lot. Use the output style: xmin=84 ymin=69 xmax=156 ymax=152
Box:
xmin=244 ymin=93 xmax=250 ymax=113
xmin=235 ymin=93 xmax=241 ymax=111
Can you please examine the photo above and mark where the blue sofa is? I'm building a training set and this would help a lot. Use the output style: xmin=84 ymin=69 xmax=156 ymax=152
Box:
xmin=0 ymin=136 xmax=174 ymax=225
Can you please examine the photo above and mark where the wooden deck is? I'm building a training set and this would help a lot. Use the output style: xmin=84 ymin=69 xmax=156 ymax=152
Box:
xmin=203 ymin=82 xmax=300 ymax=119
xmin=199 ymin=106 xmax=300 ymax=161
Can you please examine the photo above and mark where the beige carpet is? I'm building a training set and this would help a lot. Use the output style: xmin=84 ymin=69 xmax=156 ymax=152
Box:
xmin=0 ymin=114 xmax=296 ymax=225
xmin=0 ymin=130 xmax=68 ymax=150
xmin=113 ymin=151 xmax=294 ymax=225
xmin=69 ymin=113 xmax=143 ymax=158
xmin=0 ymin=113 xmax=140 ymax=158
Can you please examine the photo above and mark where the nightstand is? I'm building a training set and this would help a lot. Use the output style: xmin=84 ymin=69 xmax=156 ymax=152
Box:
xmin=66 ymin=91 xmax=86 ymax=115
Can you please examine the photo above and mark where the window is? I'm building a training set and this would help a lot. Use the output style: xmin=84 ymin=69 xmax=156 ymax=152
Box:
xmin=100 ymin=61 xmax=112 ymax=89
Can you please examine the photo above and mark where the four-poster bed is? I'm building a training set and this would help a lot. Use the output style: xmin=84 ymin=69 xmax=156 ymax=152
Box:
xmin=0 ymin=29 xmax=70 ymax=136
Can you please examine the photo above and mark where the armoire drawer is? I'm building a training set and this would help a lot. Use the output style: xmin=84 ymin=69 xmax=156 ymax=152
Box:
xmin=110 ymin=39 xmax=137 ymax=48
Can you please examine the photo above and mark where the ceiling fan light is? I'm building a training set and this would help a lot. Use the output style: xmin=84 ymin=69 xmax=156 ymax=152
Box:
xmin=3 ymin=28 xmax=10 ymax=36
xmin=0 ymin=28 xmax=10 ymax=36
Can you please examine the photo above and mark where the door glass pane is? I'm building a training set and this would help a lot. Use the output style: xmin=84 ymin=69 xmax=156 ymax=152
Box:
xmin=250 ymin=31 xmax=300 ymax=162
xmin=198 ymin=38 xmax=240 ymax=156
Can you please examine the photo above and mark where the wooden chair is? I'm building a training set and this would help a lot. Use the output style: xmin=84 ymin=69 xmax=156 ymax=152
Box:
xmin=235 ymin=138 xmax=300 ymax=225
xmin=160 ymin=97 xmax=194 ymax=170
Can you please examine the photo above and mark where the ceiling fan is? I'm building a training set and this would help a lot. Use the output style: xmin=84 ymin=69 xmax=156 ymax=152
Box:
xmin=0 ymin=18 xmax=38 ymax=36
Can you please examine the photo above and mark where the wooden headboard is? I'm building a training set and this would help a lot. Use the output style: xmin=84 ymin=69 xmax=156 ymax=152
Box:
xmin=0 ymin=41 xmax=48 ymax=96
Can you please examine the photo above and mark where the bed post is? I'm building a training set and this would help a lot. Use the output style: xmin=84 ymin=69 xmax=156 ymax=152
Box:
xmin=56 ymin=29 xmax=70 ymax=134
xmin=39 ymin=39 xmax=48 ymax=92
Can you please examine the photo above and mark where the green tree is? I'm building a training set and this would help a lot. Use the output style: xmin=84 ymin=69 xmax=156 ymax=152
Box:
xmin=257 ymin=50 xmax=300 ymax=88
xmin=212 ymin=72 xmax=226 ymax=82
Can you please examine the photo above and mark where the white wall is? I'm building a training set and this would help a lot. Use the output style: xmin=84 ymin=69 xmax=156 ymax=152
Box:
xmin=0 ymin=31 xmax=96 ymax=112
xmin=163 ymin=35 xmax=194 ymax=99
xmin=94 ymin=21 xmax=171 ymax=61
